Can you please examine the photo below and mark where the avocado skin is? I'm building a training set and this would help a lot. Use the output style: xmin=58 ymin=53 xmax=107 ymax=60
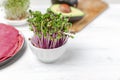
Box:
xmin=69 ymin=16 xmax=84 ymax=23
xmin=51 ymin=0 xmax=78 ymax=7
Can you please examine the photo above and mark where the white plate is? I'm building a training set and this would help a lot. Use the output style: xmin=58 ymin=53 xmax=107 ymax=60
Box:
xmin=4 ymin=18 xmax=27 ymax=26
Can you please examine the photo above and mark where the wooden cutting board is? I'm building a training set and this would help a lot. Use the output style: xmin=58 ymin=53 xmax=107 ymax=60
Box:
xmin=70 ymin=0 xmax=108 ymax=33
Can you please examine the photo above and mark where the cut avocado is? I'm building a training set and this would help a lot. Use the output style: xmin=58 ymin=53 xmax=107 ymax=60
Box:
xmin=50 ymin=4 xmax=85 ymax=22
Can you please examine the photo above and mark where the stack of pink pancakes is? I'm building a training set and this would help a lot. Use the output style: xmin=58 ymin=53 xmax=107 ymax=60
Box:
xmin=0 ymin=23 xmax=23 ymax=62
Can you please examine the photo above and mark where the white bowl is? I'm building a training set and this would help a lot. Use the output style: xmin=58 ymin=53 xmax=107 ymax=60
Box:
xmin=29 ymin=42 xmax=67 ymax=63
xmin=4 ymin=18 xmax=27 ymax=26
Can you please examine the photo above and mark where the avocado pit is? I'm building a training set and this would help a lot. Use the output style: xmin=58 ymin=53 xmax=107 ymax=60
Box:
xmin=59 ymin=4 xmax=71 ymax=13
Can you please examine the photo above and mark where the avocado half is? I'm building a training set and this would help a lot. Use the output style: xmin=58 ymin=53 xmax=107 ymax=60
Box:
xmin=50 ymin=4 xmax=85 ymax=22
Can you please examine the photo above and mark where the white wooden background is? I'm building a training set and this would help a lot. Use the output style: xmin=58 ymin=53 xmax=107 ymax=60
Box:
xmin=0 ymin=4 xmax=120 ymax=80
xmin=0 ymin=0 xmax=120 ymax=6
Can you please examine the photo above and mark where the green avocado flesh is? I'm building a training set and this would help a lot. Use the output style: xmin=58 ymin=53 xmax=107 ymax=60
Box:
xmin=50 ymin=4 xmax=85 ymax=22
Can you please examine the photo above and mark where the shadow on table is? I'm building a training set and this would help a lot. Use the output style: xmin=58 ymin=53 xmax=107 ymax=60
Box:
xmin=54 ymin=46 xmax=83 ymax=65
xmin=0 ymin=40 xmax=27 ymax=70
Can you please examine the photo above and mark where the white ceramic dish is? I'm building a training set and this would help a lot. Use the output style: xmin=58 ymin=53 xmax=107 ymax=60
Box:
xmin=4 ymin=18 xmax=27 ymax=26
xmin=29 ymin=41 xmax=67 ymax=63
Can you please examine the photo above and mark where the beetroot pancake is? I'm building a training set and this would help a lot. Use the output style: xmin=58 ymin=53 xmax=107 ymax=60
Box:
xmin=0 ymin=23 xmax=24 ymax=62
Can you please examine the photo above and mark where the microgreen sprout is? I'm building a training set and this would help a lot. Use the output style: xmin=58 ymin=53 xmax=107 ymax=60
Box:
xmin=28 ymin=9 xmax=73 ymax=49
xmin=3 ymin=0 xmax=30 ymax=20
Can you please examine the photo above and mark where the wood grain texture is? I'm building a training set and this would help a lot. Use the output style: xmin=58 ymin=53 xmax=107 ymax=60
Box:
xmin=70 ymin=0 xmax=108 ymax=33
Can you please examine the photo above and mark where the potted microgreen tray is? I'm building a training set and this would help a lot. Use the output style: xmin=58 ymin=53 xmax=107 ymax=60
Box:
xmin=3 ymin=0 xmax=30 ymax=25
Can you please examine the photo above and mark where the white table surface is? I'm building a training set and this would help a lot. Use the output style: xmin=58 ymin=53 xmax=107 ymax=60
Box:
xmin=0 ymin=4 xmax=120 ymax=80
